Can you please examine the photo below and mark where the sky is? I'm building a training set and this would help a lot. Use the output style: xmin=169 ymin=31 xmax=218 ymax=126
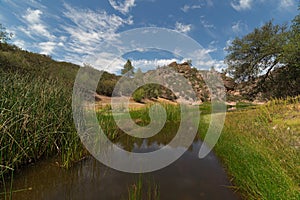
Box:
xmin=0 ymin=0 xmax=299 ymax=73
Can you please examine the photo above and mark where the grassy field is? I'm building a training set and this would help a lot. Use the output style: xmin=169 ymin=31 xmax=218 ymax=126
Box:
xmin=200 ymin=97 xmax=300 ymax=200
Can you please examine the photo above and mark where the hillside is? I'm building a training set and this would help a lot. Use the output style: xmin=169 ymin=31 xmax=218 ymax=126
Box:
xmin=0 ymin=43 xmax=120 ymax=95
xmin=0 ymin=43 xmax=278 ymax=103
xmin=0 ymin=43 xmax=79 ymax=87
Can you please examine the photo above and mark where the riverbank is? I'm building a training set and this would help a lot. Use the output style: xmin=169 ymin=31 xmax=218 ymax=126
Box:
xmin=200 ymin=97 xmax=300 ymax=199
xmin=1 ymin=68 xmax=299 ymax=199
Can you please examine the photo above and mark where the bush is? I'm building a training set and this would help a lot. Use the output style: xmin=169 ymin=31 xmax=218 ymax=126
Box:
xmin=133 ymin=88 xmax=145 ymax=102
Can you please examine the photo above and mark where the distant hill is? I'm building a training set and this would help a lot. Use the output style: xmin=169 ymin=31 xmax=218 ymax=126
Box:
xmin=0 ymin=43 xmax=264 ymax=103
xmin=0 ymin=43 xmax=79 ymax=87
xmin=0 ymin=43 xmax=120 ymax=94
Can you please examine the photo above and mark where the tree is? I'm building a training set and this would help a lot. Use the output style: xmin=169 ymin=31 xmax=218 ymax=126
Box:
xmin=225 ymin=21 xmax=288 ymax=83
xmin=283 ymin=12 xmax=300 ymax=69
xmin=0 ymin=24 xmax=12 ymax=44
xmin=225 ymin=17 xmax=300 ymax=98
xmin=121 ymin=59 xmax=134 ymax=77
xmin=186 ymin=59 xmax=193 ymax=66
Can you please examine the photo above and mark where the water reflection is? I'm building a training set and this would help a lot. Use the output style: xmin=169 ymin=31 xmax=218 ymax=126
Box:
xmin=1 ymin=124 xmax=239 ymax=200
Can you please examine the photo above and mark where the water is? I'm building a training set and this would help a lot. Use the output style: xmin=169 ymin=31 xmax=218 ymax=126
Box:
xmin=1 ymin=138 xmax=240 ymax=200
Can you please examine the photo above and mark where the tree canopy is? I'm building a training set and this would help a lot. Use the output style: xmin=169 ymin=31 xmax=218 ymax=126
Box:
xmin=121 ymin=59 xmax=135 ymax=77
xmin=225 ymin=12 xmax=300 ymax=98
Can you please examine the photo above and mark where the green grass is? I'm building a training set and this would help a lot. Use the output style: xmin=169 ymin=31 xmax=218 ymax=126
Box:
xmin=0 ymin=69 xmax=85 ymax=181
xmin=200 ymin=96 xmax=300 ymax=200
xmin=1 ymin=60 xmax=299 ymax=200
xmin=127 ymin=175 xmax=160 ymax=200
xmin=96 ymin=103 xmax=183 ymax=140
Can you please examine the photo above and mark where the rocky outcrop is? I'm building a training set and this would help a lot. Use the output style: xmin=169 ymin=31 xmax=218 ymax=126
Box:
xmin=144 ymin=62 xmax=240 ymax=104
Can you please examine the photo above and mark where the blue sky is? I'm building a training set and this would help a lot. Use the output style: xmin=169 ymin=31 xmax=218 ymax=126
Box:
xmin=0 ymin=0 xmax=298 ymax=73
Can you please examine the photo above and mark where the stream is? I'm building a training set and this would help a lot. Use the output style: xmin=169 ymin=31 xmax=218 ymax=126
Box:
xmin=1 ymin=120 xmax=241 ymax=200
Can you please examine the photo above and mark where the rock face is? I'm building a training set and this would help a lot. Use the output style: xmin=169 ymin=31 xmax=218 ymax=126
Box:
xmin=144 ymin=62 xmax=239 ymax=104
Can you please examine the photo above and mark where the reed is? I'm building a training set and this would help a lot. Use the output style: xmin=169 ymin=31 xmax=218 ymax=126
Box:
xmin=0 ymin=70 xmax=85 ymax=182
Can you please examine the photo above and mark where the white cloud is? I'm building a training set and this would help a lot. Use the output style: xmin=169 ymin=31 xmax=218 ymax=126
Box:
xmin=13 ymin=39 xmax=26 ymax=49
xmin=83 ymin=52 xmax=126 ymax=73
xmin=23 ymin=8 xmax=42 ymax=24
xmin=181 ymin=4 xmax=202 ymax=12
xmin=132 ymin=58 xmax=182 ymax=69
xmin=175 ymin=22 xmax=192 ymax=34
xmin=232 ymin=21 xmax=248 ymax=34
xmin=60 ymin=4 xmax=134 ymax=71
xmin=225 ymin=39 xmax=233 ymax=50
xmin=186 ymin=47 xmax=225 ymax=70
xmin=231 ymin=0 xmax=253 ymax=11
xmin=279 ymin=0 xmax=295 ymax=8
xmin=62 ymin=4 xmax=133 ymax=47
xmin=200 ymin=16 xmax=215 ymax=29
xmin=60 ymin=3 xmax=133 ymax=63
xmin=39 ymin=41 xmax=57 ymax=55
xmin=21 ymin=8 xmax=55 ymax=40
xmin=109 ymin=0 xmax=136 ymax=14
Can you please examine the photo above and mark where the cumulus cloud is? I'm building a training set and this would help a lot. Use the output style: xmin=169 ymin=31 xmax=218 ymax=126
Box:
xmin=175 ymin=22 xmax=192 ymax=34
xmin=231 ymin=0 xmax=253 ymax=11
xmin=83 ymin=52 xmax=126 ymax=73
xmin=132 ymin=57 xmax=226 ymax=72
xmin=21 ymin=8 xmax=55 ymax=40
xmin=132 ymin=58 xmax=181 ymax=69
xmin=109 ymin=0 xmax=136 ymax=14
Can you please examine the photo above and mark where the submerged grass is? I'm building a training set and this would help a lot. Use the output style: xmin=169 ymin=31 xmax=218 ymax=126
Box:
xmin=200 ymin=96 xmax=300 ymax=200
xmin=0 ymin=70 xmax=85 ymax=185
xmin=127 ymin=175 xmax=160 ymax=200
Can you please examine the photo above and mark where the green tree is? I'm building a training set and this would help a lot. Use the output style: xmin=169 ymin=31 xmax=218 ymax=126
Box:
xmin=225 ymin=21 xmax=288 ymax=83
xmin=121 ymin=59 xmax=134 ymax=77
xmin=0 ymin=24 xmax=12 ymax=43
xmin=224 ymin=21 xmax=300 ymax=98
xmin=283 ymin=12 xmax=300 ymax=69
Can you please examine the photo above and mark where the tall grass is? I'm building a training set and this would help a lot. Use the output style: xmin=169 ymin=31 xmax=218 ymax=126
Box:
xmin=200 ymin=96 xmax=300 ymax=199
xmin=0 ymin=70 xmax=85 ymax=182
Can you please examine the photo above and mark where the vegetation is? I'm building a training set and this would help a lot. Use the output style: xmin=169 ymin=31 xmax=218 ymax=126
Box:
xmin=1 ymin=17 xmax=300 ymax=200
xmin=199 ymin=97 xmax=300 ymax=199
xmin=0 ymin=43 xmax=79 ymax=87
xmin=126 ymin=175 xmax=160 ymax=200
xmin=0 ymin=24 xmax=12 ymax=44
xmin=226 ymin=11 xmax=300 ymax=98
xmin=0 ymin=70 xmax=86 ymax=177
xmin=132 ymin=88 xmax=145 ymax=102
xmin=122 ymin=59 xmax=135 ymax=77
